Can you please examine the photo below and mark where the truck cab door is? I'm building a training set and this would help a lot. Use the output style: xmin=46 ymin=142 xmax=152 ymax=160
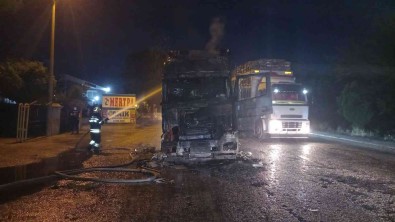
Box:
xmin=234 ymin=73 xmax=272 ymax=131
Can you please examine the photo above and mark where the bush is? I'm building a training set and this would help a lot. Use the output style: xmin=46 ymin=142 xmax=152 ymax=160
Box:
xmin=337 ymin=81 xmax=374 ymax=129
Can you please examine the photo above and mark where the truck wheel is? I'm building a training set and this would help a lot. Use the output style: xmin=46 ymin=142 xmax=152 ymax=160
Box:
xmin=254 ymin=119 xmax=269 ymax=140
xmin=161 ymin=141 xmax=175 ymax=153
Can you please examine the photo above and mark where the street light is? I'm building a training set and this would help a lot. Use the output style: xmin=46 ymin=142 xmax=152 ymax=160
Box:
xmin=49 ymin=0 xmax=56 ymax=103
xmin=46 ymin=0 xmax=56 ymax=136
xmin=103 ymin=87 xmax=111 ymax=93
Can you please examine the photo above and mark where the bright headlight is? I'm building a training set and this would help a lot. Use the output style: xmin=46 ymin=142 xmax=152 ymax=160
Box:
xmin=269 ymin=120 xmax=282 ymax=132
xmin=301 ymin=122 xmax=310 ymax=133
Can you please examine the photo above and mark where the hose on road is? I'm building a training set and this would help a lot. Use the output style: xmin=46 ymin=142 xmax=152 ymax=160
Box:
xmin=0 ymin=131 xmax=163 ymax=192
xmin=54 ymin=167 xmax=159 ymax=184
xmin=55 ymin=128 xmax=164 ymax=184
xmin=53 ymin=154 xmax=164 ymax=184
xmin=0 ymin=154 xmax=162 ymax=193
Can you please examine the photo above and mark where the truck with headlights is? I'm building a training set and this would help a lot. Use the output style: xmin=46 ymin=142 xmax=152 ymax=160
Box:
xmin=161 ymin=50 xmax=238 ymax=160
xmin=232 ymin=59 xmax=310 ymax=138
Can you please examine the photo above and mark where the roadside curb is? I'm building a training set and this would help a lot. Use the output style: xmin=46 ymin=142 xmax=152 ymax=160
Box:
xmin=310 ymin=132 xmax=395 ymax=154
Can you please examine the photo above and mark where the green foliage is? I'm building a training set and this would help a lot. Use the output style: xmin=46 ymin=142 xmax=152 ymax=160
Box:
xmin=0 ymin=59 xmax=48 ymax=103
xmin=334 ymin=13 xmax=395 ymax=134
xmin=350 ymin=127 xmax=377 ymax=138
xmin=337 ymin=81 xmax=374 ymax=128
xmin=0 ymin=61 xmax=23 ymax=93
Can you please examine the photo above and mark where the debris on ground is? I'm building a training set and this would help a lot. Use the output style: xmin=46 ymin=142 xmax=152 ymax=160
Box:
xmin=237 ymin=151 xmax=253 ymax=160
xmin=151 ymin=152 xmax=168 ymax=161
xmin=308 ymin=208 xmax=319 ymax=212
xmin=252 ymin=162 xmax=264 ymax=168
xmin=169 ymin=165 xmax=188 ymax=170
xmin=154 ymin=178 xmax=174 ymax=184
xmin=133 ymin=145 xmax=156 ymax=154
xmin=147 ymin=161 xmax=159 ymax=168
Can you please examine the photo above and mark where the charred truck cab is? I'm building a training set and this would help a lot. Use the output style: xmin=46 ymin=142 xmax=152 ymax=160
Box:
xmin=161 ymin=50 xmax=238 ymax=160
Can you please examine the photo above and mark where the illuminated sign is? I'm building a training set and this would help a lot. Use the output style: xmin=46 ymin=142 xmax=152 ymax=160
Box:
xmin=102 ymin=94 xmax=136 ymax=108
xmin=103 ymin=109 xmax=136 ymax=123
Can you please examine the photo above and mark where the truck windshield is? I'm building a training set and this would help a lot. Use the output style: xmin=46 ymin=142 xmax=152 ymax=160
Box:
xmin=166 ymin=77 xmax=228 ymax=102
xmin=272 ymin=84 xmax=307 ymax=104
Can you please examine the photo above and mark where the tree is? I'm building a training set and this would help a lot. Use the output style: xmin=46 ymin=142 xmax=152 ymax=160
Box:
xmin=334 ymin=14 xmax=395 ymax=133
xmin=0 ymin=59 xmax=49 ymax=103
xmin=337 ymin=81 xmax=374 ymax=128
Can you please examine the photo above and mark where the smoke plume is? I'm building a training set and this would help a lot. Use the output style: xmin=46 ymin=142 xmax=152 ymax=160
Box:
xmin=205 ymin=17 xmax=225 ymax=54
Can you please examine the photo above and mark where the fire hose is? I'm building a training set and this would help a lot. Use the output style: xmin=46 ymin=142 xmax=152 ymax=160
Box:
xmin=53 ymin=154 xmax=164 ymax=184
xmin=0 ymin=133 xmax=165 ymax=192
xmin=57 ymin=128 xmax=165 ymax=184
xmin=54 ymin=168 xmax=160 ymax=184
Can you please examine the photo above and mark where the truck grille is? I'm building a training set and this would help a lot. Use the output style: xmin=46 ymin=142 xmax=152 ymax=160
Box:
xmin=190 ymin=140 xmax=211 ymax=153
xmin=281 ymin=115 xmax=302 ymax=118
xmin=282 ymin=122 xmax=302 ymax=129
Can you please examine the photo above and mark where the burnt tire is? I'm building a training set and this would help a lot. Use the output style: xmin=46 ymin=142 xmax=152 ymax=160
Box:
xmin=161 ymin=141 xmax=174 ymax=153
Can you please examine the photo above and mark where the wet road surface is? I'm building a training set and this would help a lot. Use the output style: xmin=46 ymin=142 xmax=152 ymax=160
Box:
xmin=239 ymin=138 xmax=395 ymax=221
xmin=0 ymin=122 xmax=394 ymax=221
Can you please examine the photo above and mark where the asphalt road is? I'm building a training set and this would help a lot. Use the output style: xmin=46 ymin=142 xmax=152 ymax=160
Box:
xmin=0 ymin=122 xmax=394 ymax=222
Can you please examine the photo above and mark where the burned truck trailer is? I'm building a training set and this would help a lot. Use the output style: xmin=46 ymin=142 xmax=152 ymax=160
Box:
xmin=161 ymin=50 xmax=238 ymax=160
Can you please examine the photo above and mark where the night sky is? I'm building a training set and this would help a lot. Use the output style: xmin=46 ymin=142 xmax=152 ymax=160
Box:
xmin=1 ymin=0 xmax=394 ymax=91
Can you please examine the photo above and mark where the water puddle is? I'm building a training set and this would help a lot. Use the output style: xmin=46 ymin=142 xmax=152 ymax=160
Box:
xmin=0 ymin=148 xmax=92 ymax=186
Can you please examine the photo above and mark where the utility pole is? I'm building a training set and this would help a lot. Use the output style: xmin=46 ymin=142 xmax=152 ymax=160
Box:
xmin=46 ymin=0 xmax=56 ymax=136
